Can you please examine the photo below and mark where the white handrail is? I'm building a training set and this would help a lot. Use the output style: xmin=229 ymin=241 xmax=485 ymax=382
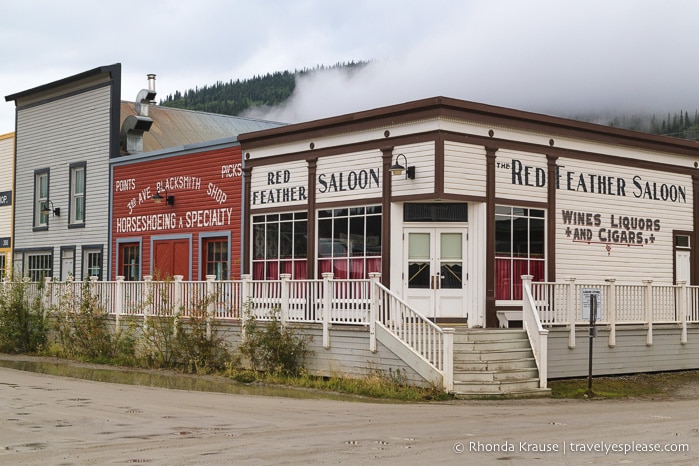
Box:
xmin=521 ymin=275 xmax=548 ymax=389
xmin=374 ymin=281 xmax=452 ymax=390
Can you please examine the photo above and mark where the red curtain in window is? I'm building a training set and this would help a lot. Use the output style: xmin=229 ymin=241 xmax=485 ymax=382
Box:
xmin=367 ymin=257 xmax=381 ymax=274
xmin=280 ymin=260 xmax=292 ymax=276
xmin=266 ymin=261 xmax=279 ymax=280
xmin=495 ymin=258 xmax=511 ymax=300
xmin=350 ymin=258 xmax=364 ymax=279
xmin=318 ymin=259 xmax=332 ymax=275
xmin=253 ymin=262 xmax=264 ymax=280
xmin=333 ymin=259 xmax=348 ymax=279
xmin=531 ymin=260 xmax=545 ymax=282
xmin=496 ymin=258 xmax=543 ymax=300
xmin=294 ymin=260 xmax=307 ymax=279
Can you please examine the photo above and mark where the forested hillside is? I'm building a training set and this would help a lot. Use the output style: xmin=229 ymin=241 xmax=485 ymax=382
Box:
xmin=159 ymin=61 xmax=367 ymax=116
xmin=160 ymin=62 xmax=699 ymax=141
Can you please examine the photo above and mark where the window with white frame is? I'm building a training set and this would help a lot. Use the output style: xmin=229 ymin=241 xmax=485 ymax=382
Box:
xmin=84 ymin=248 xmax=102 ymax=280
xmin=70 ymin=163 xmax=85 ymax=225
xmin=27 ymin=253 xmax=52 ymax=282
xmin=252 ymin=212 xmax=308 ymax=279
xmin=495 ymin=206 xmax=545 ymax=301
xmin=34 ymin=170 xmax=49 ymax=227
xmin=317 ymin=206 xmax=382 ymax=279
xmin=0 ymin=253 xmax=6 ymax=279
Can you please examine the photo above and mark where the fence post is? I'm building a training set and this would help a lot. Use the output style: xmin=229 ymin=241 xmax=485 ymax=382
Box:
xmin=322 ymin=272 xmax=333 ymax=349
xmin=280 ymin=273 xmax=291 ymax=326
xmin=143 ymin=275 xmax=153 ymax=329
xmin=567 ymin=278 xmax=576 ymax=349
xmin=115 ymin=276 xmax=124 ymax=330
xmin=241 ymin=274 xmax=252 ymax=341
xmin=173 ymin=275 xmax=183 ymax=337
xmin=679 ymin=280 xmax=688 ymax=344
xmin=442 ymin=327 xmax=454 ymax=393
xmin=43 ymin=276 xmax=53 ymax=319
xmin=206 ymin=274 xmax=216 ymax=340
xmin=369 ymin=272 xmax=381 ymax=353
xmin=606 ymin=278 xmax=616 ymax=347
xmin=644 ymin=279 xmax=653 ymax=346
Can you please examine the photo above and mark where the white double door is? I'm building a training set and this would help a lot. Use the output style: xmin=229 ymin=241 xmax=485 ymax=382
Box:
xmin=404 ymin=227 xmax=467 ymax=319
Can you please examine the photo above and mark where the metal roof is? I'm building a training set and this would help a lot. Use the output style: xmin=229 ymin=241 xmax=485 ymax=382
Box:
xmin=120 ymin=101 xmax=285 ymax=154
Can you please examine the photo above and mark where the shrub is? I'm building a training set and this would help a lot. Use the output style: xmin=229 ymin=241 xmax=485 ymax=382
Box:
xmin=51 ymin=280 xmax=134 ymax=363
xmin=0 ymin=279 xmax=47 ymax=353
xmin=239 ymin=307 xmax=310 ymax=376
xmin=139 ymin=283 xmax=231 ymax=373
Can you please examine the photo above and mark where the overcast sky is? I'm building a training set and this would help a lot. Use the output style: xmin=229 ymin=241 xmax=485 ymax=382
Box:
xmin=2 ymin=0 xmax=699 ymax=133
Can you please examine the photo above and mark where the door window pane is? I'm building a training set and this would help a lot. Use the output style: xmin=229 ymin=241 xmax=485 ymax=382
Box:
xmin=408 ymin=233 xmax=430 ymax=289
xmin=440 ymin=232 xmax=462 ymax=289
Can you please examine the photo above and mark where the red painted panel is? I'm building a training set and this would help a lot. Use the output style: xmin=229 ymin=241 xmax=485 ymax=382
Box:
xmin=112 ymin=146 xmax=243 ymax=280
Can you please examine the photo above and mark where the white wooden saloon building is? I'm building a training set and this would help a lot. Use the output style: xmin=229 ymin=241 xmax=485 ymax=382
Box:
xmin=239 ymin=97 xmax=699 ymax=327
xmin=239 ymin=97 xmax=699 ymax=384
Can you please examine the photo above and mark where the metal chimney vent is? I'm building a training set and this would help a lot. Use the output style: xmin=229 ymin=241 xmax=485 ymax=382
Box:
xmin=120 ymin=74 xmax=156 ymax=154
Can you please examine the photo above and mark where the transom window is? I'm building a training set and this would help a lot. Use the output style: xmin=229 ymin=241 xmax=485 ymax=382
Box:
xmin=317 ymin=206 xmax=382 ymax=279
xmin=495 ymin=206 xmax=545 ymax=300
xmin=252 ymin=212 xmax=307 ymax=279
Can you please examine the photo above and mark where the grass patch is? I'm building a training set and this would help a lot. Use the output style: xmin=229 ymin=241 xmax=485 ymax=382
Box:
xmin=227 ymin=368 xmax=454 ymax=402
xmin=549 ymin=371 xmax=699 ymax=399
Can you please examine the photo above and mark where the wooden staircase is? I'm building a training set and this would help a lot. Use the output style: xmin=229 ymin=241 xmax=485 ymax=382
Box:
xmin=449 ymin=328 xmax=551 ymax=398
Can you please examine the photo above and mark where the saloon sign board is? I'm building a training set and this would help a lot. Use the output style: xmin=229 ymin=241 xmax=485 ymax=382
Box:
xmin=502 ymin=157 xmax=690 ymax=255
xmin=250 ymin=152 xmax=382 ymax=209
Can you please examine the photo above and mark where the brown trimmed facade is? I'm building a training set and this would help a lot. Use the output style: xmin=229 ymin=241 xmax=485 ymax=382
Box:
xmin=239 ymin=97 xmax=699 ymax=327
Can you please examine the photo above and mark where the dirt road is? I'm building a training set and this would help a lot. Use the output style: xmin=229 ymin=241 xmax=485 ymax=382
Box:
xmin=1 ymin=366 xmax=697 ymax=465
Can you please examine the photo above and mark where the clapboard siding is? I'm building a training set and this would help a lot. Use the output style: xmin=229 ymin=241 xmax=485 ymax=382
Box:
xmin=250 ymin=159 xmax=308 ymax=210
xmin=0 ymin=134 xmax=12 ymax=218
xmin=316 ymin=149 xmax=384 ymax=204
xmin=120 ymin=319 xmax=430 ymax=387
xmin=390 ymin=142 xmax=434 ymax=197
xmin=495 ymin=149 xmax=548 ymax=202
xmin=547 ymin=326 xmax=699 ymax=378
xmin=555 ymin=157 xmax=693 ymax=283
xmin=443 ymin=141 xmax=487 ymax=197
xmin=111 ymin=146 xmax=243 ymax=280
xmin=14 ymin=84 xmax=112 ymax=278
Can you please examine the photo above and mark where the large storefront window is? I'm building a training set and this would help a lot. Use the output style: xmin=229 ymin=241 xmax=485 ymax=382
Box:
xmin=252 ymin=212 xmax=307 ymax=279
xmin=317 ymin=206 xmax=382 ymax=279
xmin=495 ymin=206 xmax=545 ymax=300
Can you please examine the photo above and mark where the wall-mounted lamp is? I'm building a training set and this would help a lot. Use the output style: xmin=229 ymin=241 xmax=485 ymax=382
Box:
xmin=40 ymin=200 xmax=60 ymax=216
xmin=389 ymin=153 xmax=416 ymax=180
xmin=152 ymin=189 xmax=174 ymax=206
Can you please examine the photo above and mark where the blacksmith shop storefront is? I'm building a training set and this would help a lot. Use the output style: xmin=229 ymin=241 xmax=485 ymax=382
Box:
xmin=238 ymin=97 xmax=699 ymax=328
xmin=111 ymin=143 xmax=243 ymax=281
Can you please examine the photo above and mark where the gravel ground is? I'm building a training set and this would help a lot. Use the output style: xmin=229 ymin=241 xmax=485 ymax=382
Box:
xmin=1 ymin=355 xmax=698 ymax=465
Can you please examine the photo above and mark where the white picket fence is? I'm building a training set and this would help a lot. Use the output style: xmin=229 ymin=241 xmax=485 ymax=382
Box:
xmin=3 ymin=272 xmax=453 ymax=391
xmin=528 ymin=278 xmax=698 ymax=346
xmin=521 ymin=276 xmax=699 ymax=389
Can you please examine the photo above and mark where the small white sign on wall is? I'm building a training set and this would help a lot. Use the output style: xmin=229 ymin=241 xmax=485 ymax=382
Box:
xmin=581 ymin=287 xmax=602 ymax=320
